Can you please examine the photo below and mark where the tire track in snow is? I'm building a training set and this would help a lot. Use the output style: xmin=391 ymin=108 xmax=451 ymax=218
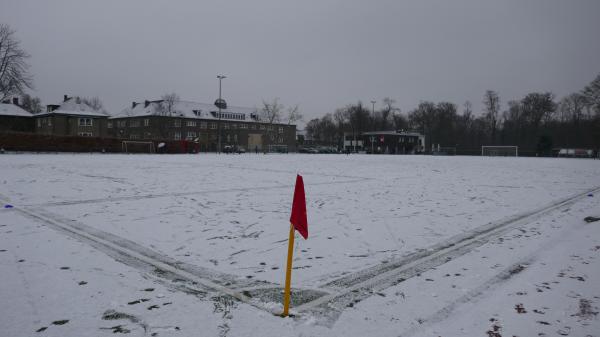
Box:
xmin=29 ymin=178 xmax=369 ymax=208
xmin=294 ymin=185 xmax=600 ymax=324
xmin=11 ymin=205 xmax=286 ymax=315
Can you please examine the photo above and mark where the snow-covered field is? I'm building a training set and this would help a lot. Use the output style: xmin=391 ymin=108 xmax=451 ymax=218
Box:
xmin=1 ymin=153 xmax=599 ymax=336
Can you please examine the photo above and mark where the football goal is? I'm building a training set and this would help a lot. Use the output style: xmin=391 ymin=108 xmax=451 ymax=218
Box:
xmin=481 ymin=146 xmax=518 ymax=157
xmin=122 ymin=141 xmax=156 ymax=154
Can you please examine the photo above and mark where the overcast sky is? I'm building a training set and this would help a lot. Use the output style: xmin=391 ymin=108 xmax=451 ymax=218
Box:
xmin=1 ymin=0 xmax=599 ymax=122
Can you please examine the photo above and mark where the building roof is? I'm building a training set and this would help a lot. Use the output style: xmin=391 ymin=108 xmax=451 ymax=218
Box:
xmin=0 ymin=103 xmax=33 ymax=117
xmin=37 ymin=97 xmax=110 ymax=118
xmin=111 ymin=100 xmax=262 ymax=122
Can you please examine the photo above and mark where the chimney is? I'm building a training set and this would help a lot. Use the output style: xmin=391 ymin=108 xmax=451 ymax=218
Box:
xmin=144 ymin=100 xmax=150 ymax=108
xmin=12 ymin=97 xmax=19 ymax=105
xmin=63 ymin=95 xmax=70 ymax=102
xmin=132 ymin=101 xmax=138 ymax=109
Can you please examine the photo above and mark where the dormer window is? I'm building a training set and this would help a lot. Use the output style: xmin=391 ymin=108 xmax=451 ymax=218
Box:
xmin=193 ymin=109 xmax=202 ymax=116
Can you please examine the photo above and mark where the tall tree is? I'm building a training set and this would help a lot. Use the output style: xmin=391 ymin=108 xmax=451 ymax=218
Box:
xmin=581 ymin=73 xmax=600 ymax=116
xmin=483 ymin=90 xmax=500 ymax=143
xmin=0 ymin=24 xmax=33 ymax=101
xmin=520 ymin=92 xmax=556 ymax=128
xmin=558 ymin=93 xmax=586 ymax=123
xmin=333 ymin=107 xmax=347 ymax=149
xmin=261 ymin=98 xmax=283 ymax=124
xmin=286 ymin=104 xmax=302 ymax=125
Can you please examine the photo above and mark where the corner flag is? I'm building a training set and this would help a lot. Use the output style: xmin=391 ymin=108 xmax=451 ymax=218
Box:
xmin=282 ymin=174 xmax=308 ymax=317
xmin=290 ymin=174 xmax=308 ymax=239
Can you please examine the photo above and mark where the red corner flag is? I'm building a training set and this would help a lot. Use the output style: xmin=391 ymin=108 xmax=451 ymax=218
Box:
xmin=290 ymin=174 xmax=308 ymax=239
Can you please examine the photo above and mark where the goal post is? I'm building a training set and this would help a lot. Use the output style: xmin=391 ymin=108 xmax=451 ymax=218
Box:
xmin=122 ymin=141 xmax=156 ymax=154
xmin=481 ymin=146 xmax=518 ymax=157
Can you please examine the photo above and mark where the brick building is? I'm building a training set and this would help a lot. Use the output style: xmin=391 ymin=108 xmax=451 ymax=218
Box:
xmin=0 ymin=98 xmax=34 ymax=133
xmin=34 ymin=95 xmax=110 ymax=138
xmin=109 ymin=99 xmax=297 ymax=152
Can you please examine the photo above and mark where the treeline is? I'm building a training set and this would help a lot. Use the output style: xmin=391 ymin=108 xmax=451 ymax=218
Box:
xmin=305 ymin=74 xmax=600 ymax=155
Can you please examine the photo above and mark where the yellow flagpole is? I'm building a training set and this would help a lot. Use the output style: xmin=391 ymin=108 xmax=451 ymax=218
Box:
xmin=282 ymin=223 xmax=295 ymax=317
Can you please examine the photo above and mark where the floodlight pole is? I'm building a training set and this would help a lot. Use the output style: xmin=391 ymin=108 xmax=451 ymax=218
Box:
xmin=371 ymin=100 xmax=376 ymax=154
xmin=217 ymin=75 xmax=226 ymax=153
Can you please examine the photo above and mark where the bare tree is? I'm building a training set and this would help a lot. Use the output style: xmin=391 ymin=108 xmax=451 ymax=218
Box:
xmin=261 ymin=98 xmax=283 ymax=124
xmin=521 ymin=92 xmax=556 ymax=127
xmin=558 ymin=93 xmax=586 ymax=123
xmin=581 ymin=73 xmax=600 ymax=116
xmin=286 ymin=104 xmax=303 ymax=125
xmin=82 ymin=96 xmax=104 ymax=111
xmin=260 ymin=98 xmax=285 ymax=147
xmin=155 ymin=93 xmax=180 ymax=116
xmin=380 ymin=97 xmax=399 ymax=130
xmin=333 ymin=108 xmax=347 ymax=149
xmin=483 ymin=90 xmax=500 ymax=142
xmin=0 ymin=24 xmax=33 ymax=101
xmin=20 ymin=93 xmax=42 ymax=113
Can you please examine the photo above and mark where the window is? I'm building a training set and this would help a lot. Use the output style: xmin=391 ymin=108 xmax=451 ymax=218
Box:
xmin=37 ymin=119 xmax=41 ymax=127
xmin=47 ymin=118 xmax=52 ymax=127
xmin=129 ymin=134 xmax=139 ymax=140
xmin=231 ymin=123 xmax=237 ymax=129
xmin=143 ymin=119 xmax=150 ymax=127
xmin=193 ymin=109 xmax=202 ymax=116
xmin=186 ymin=120 xmax=196 ymax=127
xmin=129 ymin=119 xmax=140 ymax=127
xmin=260 ymin=125 xmax=266 ymax=130
xmin=78 ymin=132 xmax=93 ymax=137
xmin=234 ymin=134 xmax=238 ymax=143
xmin=226 ymin=134 xmax=231 ymax=142
xmin=267 ymin=125 xmax=273 ymax=131
xmin=107 ymin=121 xmax=113 ymax=128
xmin=240 ymin=123 xmax=247 ymax=129
xmin=209 ymin=123 xmax=217 ymax=129
xmin=186 ymin=131 xmax=196 ymax=140
xmin=173 ymin=132 xmax=181 ymax=140
xmin=117 ymin=120 xmax=127 ymax=128
xmin=173 ymin=119 xmax=181 ymax=127
xmin=200 ymin=122 xmax=207 ymax=129
xmin=278 ymin=136 xmax=284 ymax=143
xmin=79 ymin=118 xmax=92 ymax=126
xmin=223 ymin=123 xmax=230 ymax=129
xmin=279 ymin=127 xmax=284 ymax=134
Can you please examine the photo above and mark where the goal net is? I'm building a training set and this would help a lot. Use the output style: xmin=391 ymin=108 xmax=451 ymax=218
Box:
xmin=481 ymin=146 xmax=518 ymax=157
xmin=122 ymin=141 xmax=156 ymax=154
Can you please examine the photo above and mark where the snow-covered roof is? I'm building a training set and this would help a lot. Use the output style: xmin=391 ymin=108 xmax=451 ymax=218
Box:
xmin=37 ymin=97 xmax=109 ymax=118
xmin=111 ymin=100 xmax=260 ymax=122
xmin=0 ymin=103 xmax=33 ymax=117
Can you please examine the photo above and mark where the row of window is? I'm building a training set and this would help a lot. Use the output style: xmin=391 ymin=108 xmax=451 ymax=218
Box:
xmin=36 ymin=117 xmax=94 ymax=128
xmin=109 ymin=119 xmax=286 ymax=133
xmin=170 ymin=132 xmax=285 ymax=143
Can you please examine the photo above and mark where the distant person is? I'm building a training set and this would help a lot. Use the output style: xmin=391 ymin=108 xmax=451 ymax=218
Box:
xmin=255 ymin=145 xmax=258 ymax=154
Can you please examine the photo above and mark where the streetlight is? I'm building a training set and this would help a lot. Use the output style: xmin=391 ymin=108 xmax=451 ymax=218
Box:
xmin=215 ymin=75 xmax=227 ymax=153
xmin=370 ymin=100 xmax=376 ymax=154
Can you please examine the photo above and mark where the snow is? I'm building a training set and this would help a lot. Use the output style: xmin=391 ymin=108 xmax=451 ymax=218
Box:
xmin=0 ymin=103 xmax=33 ymax=117
xmin=35 ymin=98 xmax=109 ymax=118
xmin=1 ymin=154 xmax=599 ymax=336
xmin=112 ymin=100 xmax=258 ymax=121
